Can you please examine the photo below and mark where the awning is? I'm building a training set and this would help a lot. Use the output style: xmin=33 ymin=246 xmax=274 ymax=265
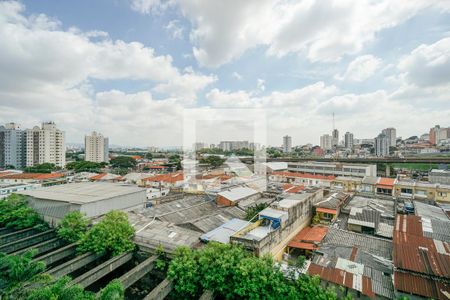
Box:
xmin=377 ymin=185 xmax=393 ymax=190
xmin=316 ymin=207 xmax=337 ymax=215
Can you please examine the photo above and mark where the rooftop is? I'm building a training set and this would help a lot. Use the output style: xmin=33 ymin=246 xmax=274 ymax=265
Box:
xmin=288 ymin=226 xmax=328 ymax=250
xmin=217 ymin=186 xmax=259 ymax=202
xmin=0 ymin=173 xmax=64 ymax=180
xmin=200 ymin=218 xmax=249 ymax=244
xmin=414 ymin=201 xmax=449 ymax=221
xmin=271 ymin=171 xmax=336 ymax=181
xmin=361 ymin=176 xmax=379 ymax=185
xmin=18 ymin=182 xmax=145 ymax=204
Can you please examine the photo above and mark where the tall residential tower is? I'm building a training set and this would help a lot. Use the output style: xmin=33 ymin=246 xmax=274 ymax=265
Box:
xmin=25 ymin=122 xmax=65 ymax=168
xmin=85 ymin=131 xmax=109 ymax=163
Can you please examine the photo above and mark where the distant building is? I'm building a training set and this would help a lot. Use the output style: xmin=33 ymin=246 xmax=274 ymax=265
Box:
xmin=219 ymin=141 xmax=249 ymax=151
xmin=332 ymin=129 xmax=339 ymax=147
xmin=85 ymin=131 xmax=109 ymax=163
xmin=429 ymin=169 xmax=450 ymax=185
xmin=0 ymin=123 xmax=26 ymax=169
xmin=25 ymin=122 xmax=65 ymax=168
xmin=320 ymin=134 xmax=332 ymax=151
xmin=429 ymin=125 xmax=450 ymax=145
xmin=344 ymin=132 xmax=353 ymax=149
xmin=288 ymin=161 xmax=377 ymax=178
xmin=375 ymin=133 xmax=389 ymax=157
xmin=382 ymin=127 xmax=396 ymax=147
xmin=282 ymin=135 xmax=292 ymax=153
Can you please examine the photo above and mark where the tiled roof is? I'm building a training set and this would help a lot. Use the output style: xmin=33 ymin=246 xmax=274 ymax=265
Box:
xmin=0 ymin=173 xmax=64 ymax=180
xmin=394 ymin=271 xmax=450 ymax=300
xmin=288 ymin=226 xmax=328 ymax=250
xmin=377 ymin=177 xmax=396 ymax=186
xmin=282 ymin=183 xmax=305 ymax=193
xmin=144 ymin=172 xmax=184 ymax=183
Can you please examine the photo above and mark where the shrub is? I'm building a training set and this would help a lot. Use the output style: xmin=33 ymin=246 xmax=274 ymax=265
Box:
xmin=57 ymin=211 xmax=89 ymax=243
xmin=78 ymin=211 xmax=135 ymax=256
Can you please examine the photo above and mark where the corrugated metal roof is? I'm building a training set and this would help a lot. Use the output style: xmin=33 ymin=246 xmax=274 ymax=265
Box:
xmin=200 ymin=218 xmax=249 ymax=244
xmin=394 ymin=271 xmax=450 ymax=300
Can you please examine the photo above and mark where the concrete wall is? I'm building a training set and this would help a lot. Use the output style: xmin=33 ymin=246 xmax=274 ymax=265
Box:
xmin=231 ymin=189 xmax=323 ymax=258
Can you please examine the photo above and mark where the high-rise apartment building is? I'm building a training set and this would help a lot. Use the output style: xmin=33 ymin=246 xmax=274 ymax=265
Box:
xmin=382 ymin=127 xmax=396 ymax=147
xmin=375 ymin=133 xmax=389 ymax=157
xmin=26 ymin=122 xmax=65 ymax=168
xmin=282 ymin=135 xmax=292 ymax=153
xmin=0 ymin=123 xmax=26 ymax=169
xmin=85 ymin=131 xmax=109 ymax=163
xmin=344 ymin=132 xmax=354 ymax=149
xmin=320 ymin=134 xmax=332 ymax=151
xmin=219 ymin=141 xmax=249 ymax=151
xmin=332 ymin=129 xmax=339 ymax=147
xmin=429 ymin=125 xmax=449 ymax=145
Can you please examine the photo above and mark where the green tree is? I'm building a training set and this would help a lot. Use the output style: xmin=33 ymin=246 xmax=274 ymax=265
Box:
xmin=110 ymin=156 xmax=137 ymax=169
xmin=23 ymin=163 xmax=57 ymax=173
xmin=97 ymin=279 xmax=124 ymax=300
xmin=0 ymin=250 xmax=48 ymax=298
xmin=200 ymin=155 xmax=225 ymax=168
xmin=66 ymin=161 xmax=106 ymax=172
xmin=0 ymin=194 xmax=46 ymax=230
xmin=244 ymin=203 xmax=269 ymax=221
xmin=26 ymin=276 xmax=95 ymax=300
xmin=168 ymin=242 xmax=338 ymax=300
xmin=144 ymin=152 xmax=153 ymax=160
xmin=57 ymin=211 xmax=89 ymax=243
xmin=78 ymin=210 xmax=135 ymax=256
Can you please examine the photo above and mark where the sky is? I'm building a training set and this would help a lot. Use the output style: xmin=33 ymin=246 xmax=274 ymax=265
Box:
xmin=0 ymin=0 xmax=449 ymax=147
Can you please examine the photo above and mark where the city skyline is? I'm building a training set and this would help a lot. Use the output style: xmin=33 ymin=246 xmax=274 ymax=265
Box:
xmin=1 ymin=1 xmax=450 ymax=147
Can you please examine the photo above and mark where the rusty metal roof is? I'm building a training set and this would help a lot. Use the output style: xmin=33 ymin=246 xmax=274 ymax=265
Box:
xmin=394 ymin=271 xmax=450 ymax=300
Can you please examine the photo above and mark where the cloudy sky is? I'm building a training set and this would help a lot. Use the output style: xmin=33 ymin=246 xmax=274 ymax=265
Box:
xmin=1 ymin=0 xmax=449 ymax=147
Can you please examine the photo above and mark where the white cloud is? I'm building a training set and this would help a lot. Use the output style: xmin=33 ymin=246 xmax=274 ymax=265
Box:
xmin=335 ymin=55 xmax=382 ymax=82
xmin=398 ymin=37 xmax=450 ymax=86
xmin=256 ymin=79 xmax=266 ymax=92
xmin=165 ymin=19 xmax=184 ymax=39
xmin=0 ymin=1 xmax=215 ymax=146
xmin=232 ymin=72 xmax=243 ymax=80
xmin=131 ymin=0 xmax=448 ymax=67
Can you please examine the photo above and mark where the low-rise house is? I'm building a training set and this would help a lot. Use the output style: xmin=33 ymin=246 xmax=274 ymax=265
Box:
xmin=429 ymin=169 xmax=450 ymax=185
xmin=313 ymin=192 xmax=349 ymax=224
xmin=359 ymin=176 xmax=379 ymax=194
xmin=142 ymin=172 xmax=184 ymax=189
xmin=286 ymin=226 xmax=328 ymax=257
xmin=394 ymin=180 xmax=450 ymax=203
xmin=307 ymin=228 xmax=394 ymax=299
xmin=393 ymin=210 xmax=450 ymax=299
xmin=89 ymin=172 xmax=122 ymax=182
xmin=269 ymin=171 xmax=335 ymax=188
xmin=331 ymin=176 xmax=362 ymax=192
xmin=346 ymin=207 xmax=394 ymax=238
xmin=0 ymin=172 xmax=65 ymax=186
xmin=281 ymin=183 xmax=305 ymax=194
xmin=217 ymin=186 xmax=260 ymax=206
xmin=376 ymin=177 xmax=396 ymax=196
xmin=254 ymin=162 xmax=288 ymax=175
xmin=230 ymin=189 xmax=324 ymax=259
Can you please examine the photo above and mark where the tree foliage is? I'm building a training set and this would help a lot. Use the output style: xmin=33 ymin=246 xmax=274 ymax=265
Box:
xmin=0 ymin=194 xmax=46 ymax=230
xmin=26 ymin=276 xmax=95 ymax=300
xmin=97 ymin=279 xmax=124 ymax=300
xmin=110 ymin=156 xmax=136 ymax=169
xmin=144 ymin=152 xmax=153 ymax=160
xmin=244 ymin=203 xmax=269 ymax=221
xmin=168 ymin=243 xmax=338 ymax=300
xmin=23 ymin=163 xmax=57 ymax=173
xmin=200 ymin=155 xmax=225 ymax=168
xmin=78 ymin=210 xmax=135 ymax=256
xmin=0 ymin=250 xmax=48 ymax=298
xmin=66 ymin=161 xmax=106 ymax=172
xmin=57 ymin=211 xmax=89 ymax=243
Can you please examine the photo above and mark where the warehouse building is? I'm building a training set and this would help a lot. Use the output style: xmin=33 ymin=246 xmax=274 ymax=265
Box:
xmin=18 ymin=182 xmax=146 ymax=225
